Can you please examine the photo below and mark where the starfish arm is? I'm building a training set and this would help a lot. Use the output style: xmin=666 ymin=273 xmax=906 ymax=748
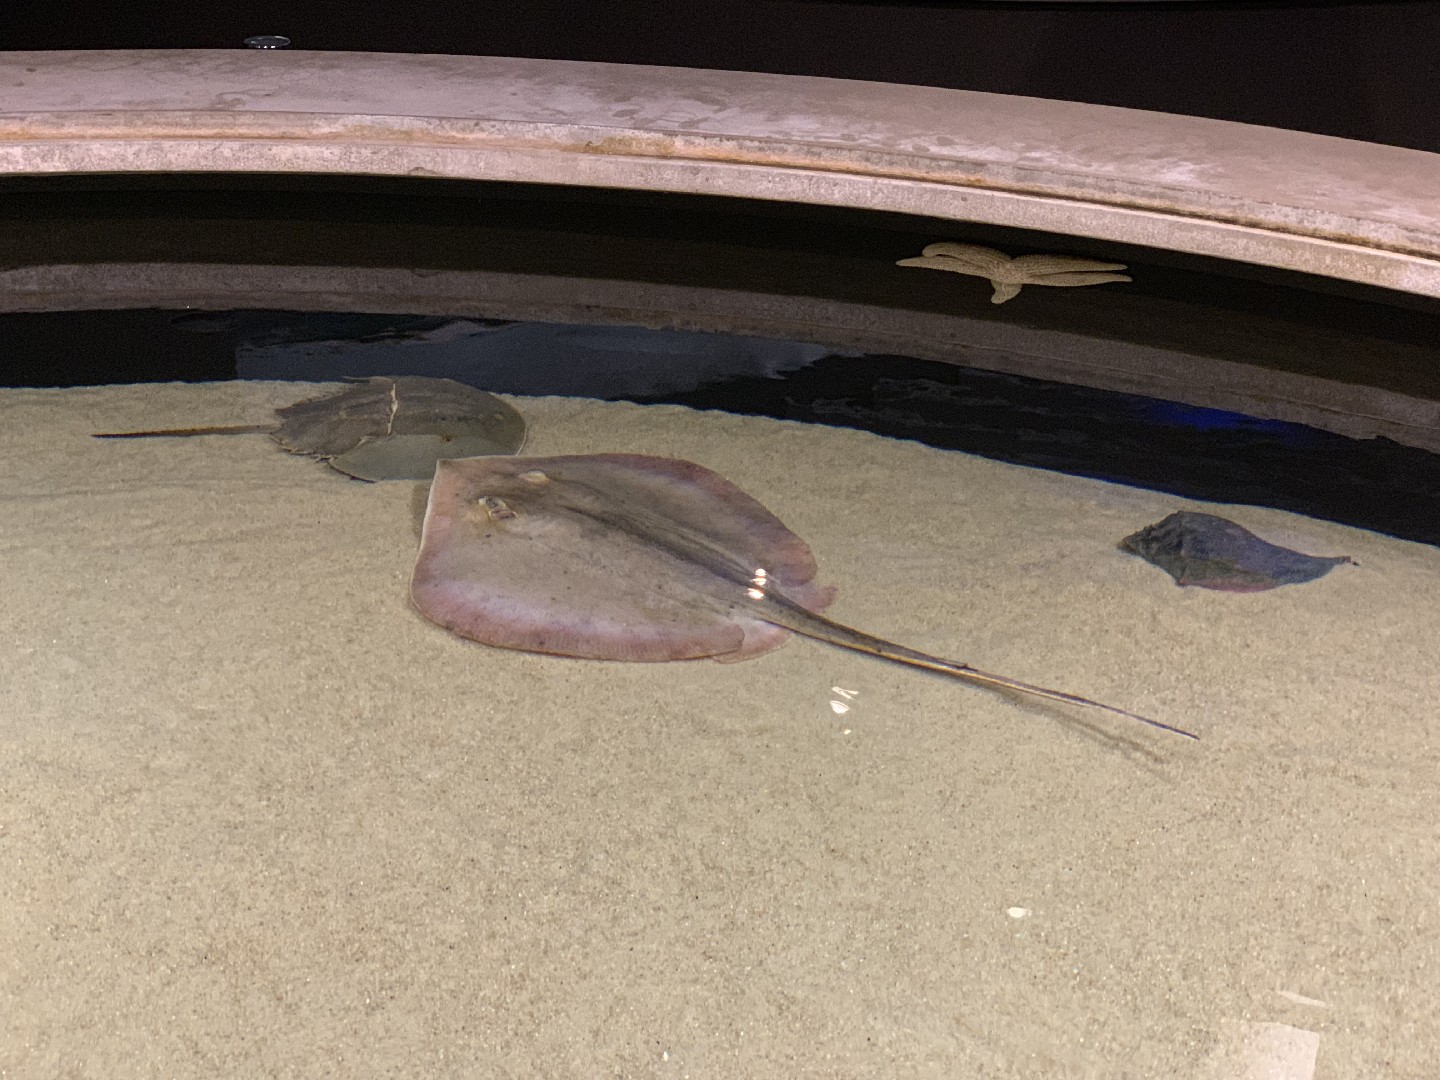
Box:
xmin=988 ymin=281 xmax=1024 ymax=304
xmin=916 ymin=242 xmax=1010 ymax=272
xmin=985 ymin=264 xmax=1035 ymax=285
xmin=894 ymin=255 xmax=991 ymax=281
xmin=1028 ymin=271 xmax=1133 ymax=287
xmin=1009 ymin=254 xmax=1130 ymax=275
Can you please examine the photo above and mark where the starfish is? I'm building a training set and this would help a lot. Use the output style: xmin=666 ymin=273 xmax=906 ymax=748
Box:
xmin=896 ymin=242 xmax=1131 ymax=304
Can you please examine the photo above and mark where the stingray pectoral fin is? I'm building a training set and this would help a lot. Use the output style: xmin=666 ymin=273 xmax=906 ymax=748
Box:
xmin=712 ymin=620 xmax=795 ymax=663
xmin=410 ymin=563 xmax=754 ymax=661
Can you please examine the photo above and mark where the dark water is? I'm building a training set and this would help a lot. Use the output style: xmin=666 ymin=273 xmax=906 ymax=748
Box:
xmin=647 ymin=354 xmax=1440 ymax=547
xmin=4 ymin=307 xmax=1438 ymax=546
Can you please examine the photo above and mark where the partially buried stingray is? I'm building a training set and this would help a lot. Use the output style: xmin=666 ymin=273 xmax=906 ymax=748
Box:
xmin=94 ymin=376 xmax=526 ymax=481
xmin=411 ymin=453 xmax=1196 ymax=740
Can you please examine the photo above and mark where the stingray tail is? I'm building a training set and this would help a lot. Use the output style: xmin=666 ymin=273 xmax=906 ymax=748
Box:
xmin=916 ymin=659 xmax=1198 ymax=740
xmin=779 ymin=605 xmax=1197 ymax=740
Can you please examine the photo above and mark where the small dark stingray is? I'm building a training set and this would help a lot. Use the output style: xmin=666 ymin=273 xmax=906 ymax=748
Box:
xmin=412 ymin=453 xmax=1196 ymax=740
xmin=1122 ymin=511 xmax=1354 ymax=592
xmin=94 ymin=376 xmax=526 ymax=481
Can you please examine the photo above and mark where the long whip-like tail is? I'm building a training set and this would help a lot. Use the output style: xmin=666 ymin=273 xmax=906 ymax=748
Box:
xmin=773 ymin=604 xmax=1197 ymax=741
xmin=93 ymin=424 xmax=274 ymax=438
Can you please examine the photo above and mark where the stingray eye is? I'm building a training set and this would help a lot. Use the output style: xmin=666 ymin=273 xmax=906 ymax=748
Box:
xmin=518 ymin=470 xmax=551 ymax=485
xmin=478 ymin=495 xmax=517 ymax=521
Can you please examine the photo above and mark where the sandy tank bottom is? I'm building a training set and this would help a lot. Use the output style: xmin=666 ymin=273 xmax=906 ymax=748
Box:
xmin=1 ymin=381 xmax=1435 ymax=1079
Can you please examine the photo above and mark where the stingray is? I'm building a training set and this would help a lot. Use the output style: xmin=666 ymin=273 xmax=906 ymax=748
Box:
xmin=1122 ymin=511 xmax=1354 ymax=592
xmin=411 ymin=453 xmax=1196 ymax=740
xmin=93 ymin=376 xmax=526 ymax=480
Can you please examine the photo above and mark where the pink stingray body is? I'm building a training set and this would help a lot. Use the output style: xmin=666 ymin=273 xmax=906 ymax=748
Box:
xmin=410 ymin=453 xmax=836 ymax=663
